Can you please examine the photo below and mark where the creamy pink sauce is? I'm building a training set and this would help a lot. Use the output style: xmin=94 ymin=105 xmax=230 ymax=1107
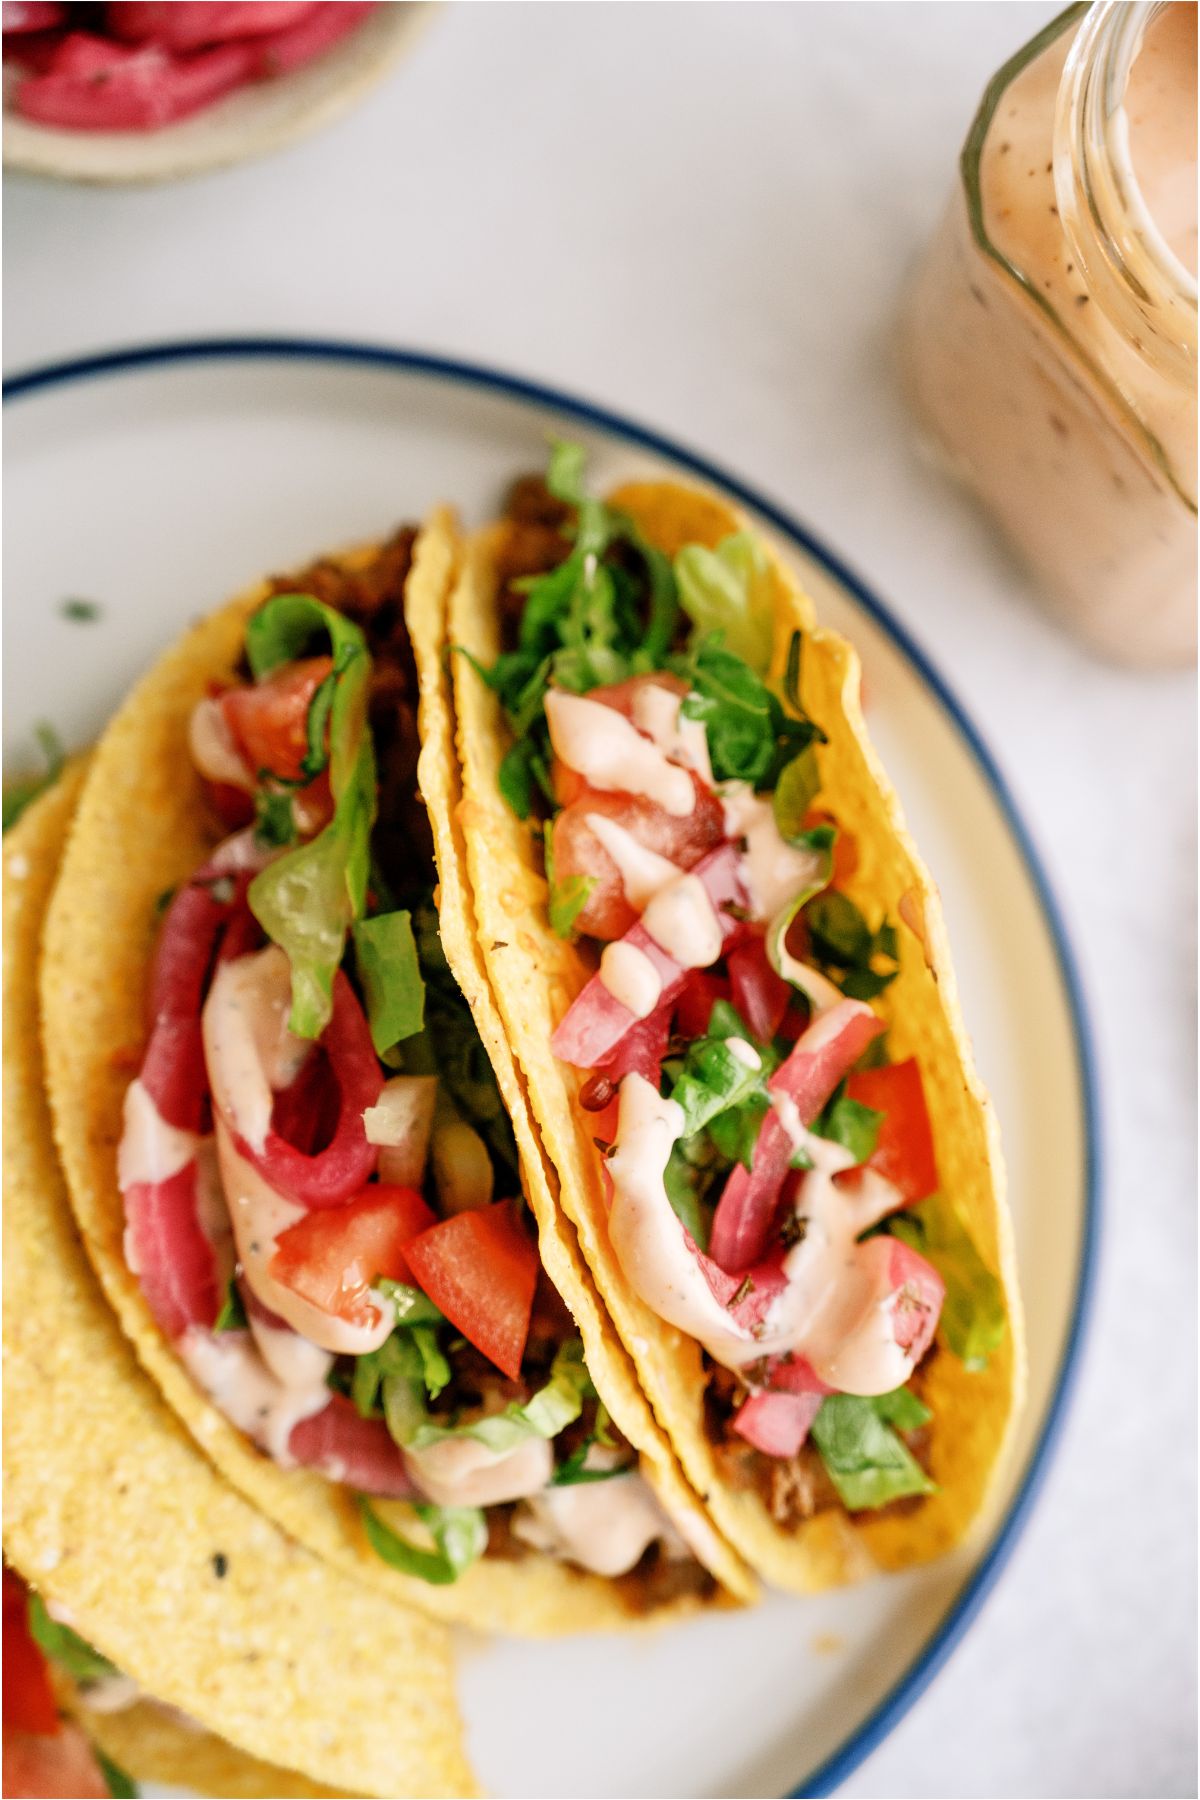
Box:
xmin=902 ymin=4 xmax=1197 ymax=667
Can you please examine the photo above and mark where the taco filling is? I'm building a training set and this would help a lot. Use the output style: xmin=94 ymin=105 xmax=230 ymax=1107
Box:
xmin=462 ymin=448 xmax=1011 ymax=1535
xmin=114 ymin=532 xmax=698 ymax=1593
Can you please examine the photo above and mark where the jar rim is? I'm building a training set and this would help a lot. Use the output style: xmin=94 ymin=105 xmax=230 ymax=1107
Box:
xmin=1055 ymin=0 xmax=1196 ymax=367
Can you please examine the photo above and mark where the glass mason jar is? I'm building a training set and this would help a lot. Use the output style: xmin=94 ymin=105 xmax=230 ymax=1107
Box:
xmin=902 ymin=2 xmax=1197 ymax=668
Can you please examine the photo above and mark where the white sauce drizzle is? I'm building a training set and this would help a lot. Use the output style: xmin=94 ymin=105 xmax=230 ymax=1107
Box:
xmin=405 ymin=1434 xmax=553 ymax=1509
xmin=598 ymin=941 xmax=662 ymax=1019
xmin=630 ymin=683 xmax=714 ymax=787
xmin=641 ymin=872 xmax=722 ymax=969
xmin=248 ymin=1311 xmax=335 ymax=1392
xmin=544 ymin=690 xmax=695 ymax=817
xmin=512 ymin=1456 xmax=687 ymax=1577
xmin=721 ymin=783 xmax=826 ymax=920
xmin=117 ymin=1079 xmax=199 ymax=1190
xmin=605 ymin=1074 xmax=914 ymax=1393
xmin=202 ymin=945 xmax=310 ymax=1155
xmin=583 ymin=813 xmax=681 ymax=910
xmin=606 ymin=1076 xmax=754 ymax=1366
xmin=178 ymin=1326 xmax=330 ymax=1466
xmin=726 ymin=1036 xmax=762 ymax=1069
xmin=188 ymin=697 xmax=253 ymax=792
xmin=77 ymin=1675 xmax=141 ymax=1715
xmin=215 ymin=1121 xmax=393 ymax=1357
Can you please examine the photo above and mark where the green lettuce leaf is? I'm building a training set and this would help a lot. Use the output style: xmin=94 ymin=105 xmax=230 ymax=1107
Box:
xmin=28 ymin=1594 xmax=118 ymax=1686
xmin=811 ymin=1087 xmax=882 ymax=1165
xmin=358 ymin=1498 xmax=487 ymax=1586
xmin=213 ymin=1276 xmax=247 ymax=1333
xmin=352 ymin=909 xmax=425 ymax=1055
xmin=669 ymin=1034 xmax=767 ymax=1139
xmin=674 ymin=532 xmax=774 ymax=674
xmin=888 ymin=1206 xmax=1007 ymax=1370
xmin=383 ymin=1339 xmax=592 ymax=1454
xmin=810 ymin=1391 xmax=935 ymax=1511
xmin=246 ymin=595 xmax=377 ymax=1038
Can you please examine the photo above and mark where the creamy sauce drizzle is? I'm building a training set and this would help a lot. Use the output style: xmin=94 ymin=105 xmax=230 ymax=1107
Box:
xmin=641 ymin=872 xmax=722 ymax=969
xmin=202 ymin=946 xmax=310 ymax=1155
xmin=215 ymin=1120 xmax=393 ymax=1356
xmin=118 ymin=1079 xmax=199 ymax=1189
xmin=405 ymin=1434 xmax=552 ymax=1509
xmin=721 ymin=783 xmax=826 ymax=920
xmin=583 ymin=813 xmax=681 ymax=909
xmin=605 ymin=1074 xmax=912 ymax=1392
xmin=513 ymin=1453 xmax=686 ymax=1576
xmin=545 ymin=690 xmax=695 ymax=816
xmin=599 ymin=940 xmax=662 ymax=1019
xmin=629 ymin=683 xmax=714 ymax=786
xmin=178 ymin=1326 xmax=330 ymax=1465
xmin=188 ymin=697 xmax=253 ymax=792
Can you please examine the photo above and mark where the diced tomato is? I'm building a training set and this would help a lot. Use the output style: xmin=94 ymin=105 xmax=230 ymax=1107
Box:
xmin=804 ymin=808 xmax=858 ymax=887
xmin=2 ymin=1725 xmax=111 ymax=1797
xmin=123 ymin=1161 xmax=221 ymax=1338
xmin=105 ymin=3 xmax=318 ymax=49
xmin=270 ymin=1184 xmax=436 ymax=1324
xmin=552 ymin=845 xmax=745 ymax=1069
xmin=551 ymin=776 xmax=725 ymax=940
xmin=221 ymin=656 xmax=331 ymax=784
xmin=846 ymin=1058 xmax=939 ymax=1204
xmin=14 ymin=31 xmax=254 ymax=129
xmin=733 ymin=1388 xmax=822 ymax=1458
xmin=288 ymin=1394 xmax=415 ymax=1498
xmin=674 ymin=970 xmax=731 ymax=1039
xmin=707 ymin=998 xmax=886 ymax=1273
xmin=727 ymin=935 xmax=791 ymax=1042
xmin=404 ymin=1201 xmax=538 ymax=1380
xmin=2 ymin=2 xmax=64 ymax=32
xmin=3 ymin=1572 xmax=58 ymax=1738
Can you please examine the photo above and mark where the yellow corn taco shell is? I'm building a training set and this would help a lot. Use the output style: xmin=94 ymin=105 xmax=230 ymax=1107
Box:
xmin=55 ymin=1671 xmax=337 ymax=1799
xmin=447 ymin=477 xmax=1026 ymax=1594
xmin=4 ymin=766 xmax=474 ymax=1800
xmin=39 ymin=515 xmax=742 ymax=1631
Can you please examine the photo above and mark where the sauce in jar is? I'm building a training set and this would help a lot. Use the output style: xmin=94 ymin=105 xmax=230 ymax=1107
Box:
xmin=903 ymin=3 xmax=1197 ymax=667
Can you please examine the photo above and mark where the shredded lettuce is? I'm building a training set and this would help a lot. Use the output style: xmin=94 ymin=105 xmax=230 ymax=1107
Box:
xmin=810 ymin=1390 xmax=935 ymax=1511
xmin=382 ymin=1339 xmax=592 ymax=1455
xmin=352 ymin=909 xmax=425 ymax=1055
xmin=674 ymin=532 xmax=775 ymax=674
xmin=550 ymin=1403 xmax=628 ymax=1487
xmin=358 ymin=1498 xmax=487 ymax=1585
xmin=888 ymin=1206 xmax=1007 ymax=1370
xmin=28 ymin=1594 xmax=118 ymax=1686
xmin=246 ymin=594 xmax=377 ymax=1038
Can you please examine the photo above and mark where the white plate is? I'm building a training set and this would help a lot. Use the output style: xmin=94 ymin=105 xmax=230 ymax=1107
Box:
xmin=3 ymin=7 xmax=427 ymax=186
xmin=2 ymin=341 xmax=1099 ymax=1800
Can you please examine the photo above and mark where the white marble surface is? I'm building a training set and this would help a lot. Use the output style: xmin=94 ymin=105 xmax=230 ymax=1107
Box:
xmin=4 ymin=5 xmax=1195 ymax=1797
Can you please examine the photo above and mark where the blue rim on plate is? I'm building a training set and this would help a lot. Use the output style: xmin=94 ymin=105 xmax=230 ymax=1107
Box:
xmin=3 ymin=336 xmax=1102 ymax=1799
